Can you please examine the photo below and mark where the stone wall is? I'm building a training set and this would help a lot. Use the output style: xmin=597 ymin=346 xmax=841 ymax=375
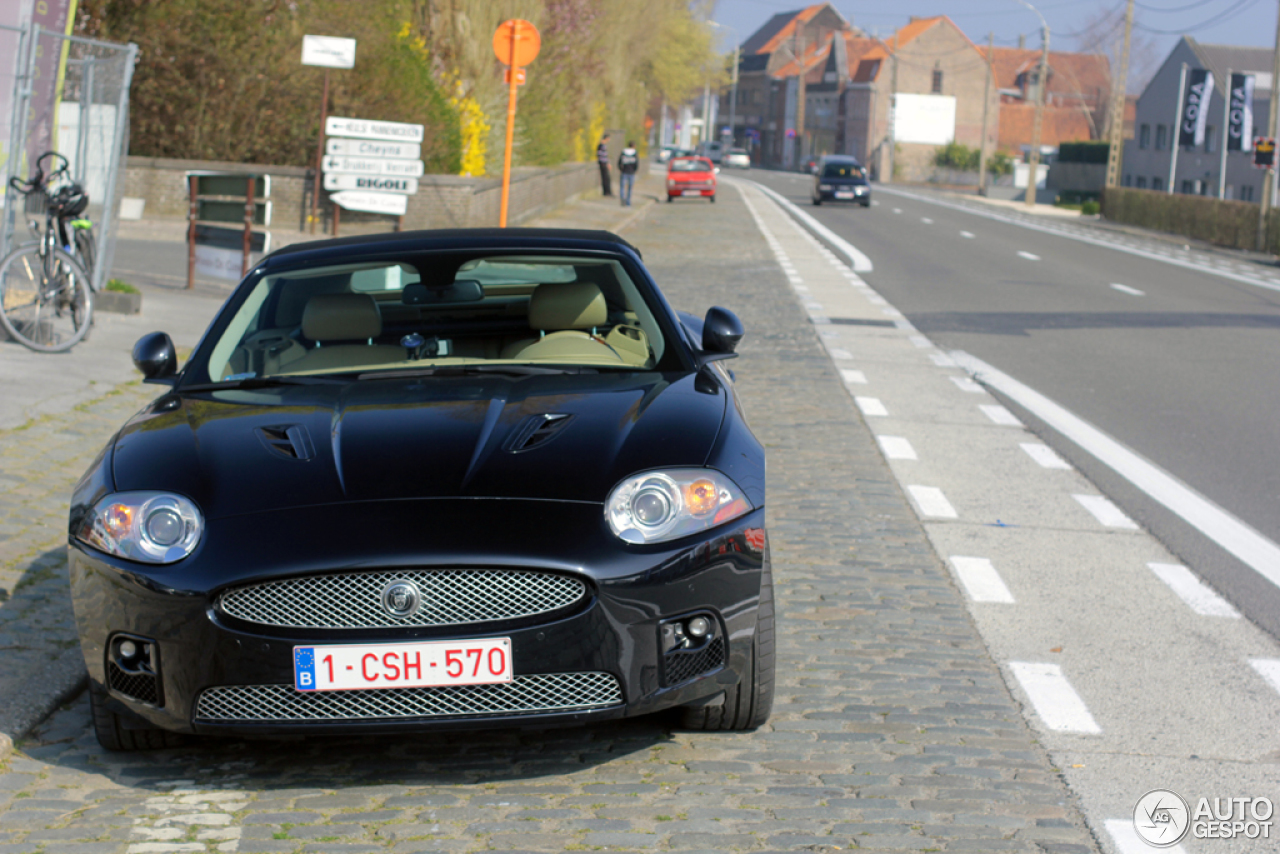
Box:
xmin=122 ymin=157 xmax=616 ymax=234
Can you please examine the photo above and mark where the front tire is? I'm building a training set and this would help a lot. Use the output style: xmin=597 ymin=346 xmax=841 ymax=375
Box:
xmin=89 ymin=683 xmax=186 ymax=751
xmin=709 ymin=195 xmax=716 ymax=204
xmin=667 ymin=195 xmax=674 ymax=203
xmin=812 ymin=196 xmax=822 ymax=206
xmin=0 ymin=246 xmax=94 ymax=352
xmin=682 ymin=545 xmax=775 ymax=731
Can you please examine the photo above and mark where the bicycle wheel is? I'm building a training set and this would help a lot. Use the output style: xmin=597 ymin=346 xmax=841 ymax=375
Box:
xmin=0 ymin=245 xmax=94 ymax=352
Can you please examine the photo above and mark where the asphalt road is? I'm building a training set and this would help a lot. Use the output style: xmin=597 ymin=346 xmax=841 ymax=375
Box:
xmin=746 ymin=169 xmax=1280 ymax=641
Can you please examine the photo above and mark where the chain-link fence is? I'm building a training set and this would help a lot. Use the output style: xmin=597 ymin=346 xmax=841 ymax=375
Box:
xmin=1 ymin=22 xmax=137 ymax=291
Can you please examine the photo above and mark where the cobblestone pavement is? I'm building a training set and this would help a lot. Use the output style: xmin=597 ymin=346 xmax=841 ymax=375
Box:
xmin=0 ymin=181 xmax=1100 ymax=853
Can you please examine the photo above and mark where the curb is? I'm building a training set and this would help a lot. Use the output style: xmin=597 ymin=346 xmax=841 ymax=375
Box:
xmin=0 ymin=647 xmax=88 ymax=761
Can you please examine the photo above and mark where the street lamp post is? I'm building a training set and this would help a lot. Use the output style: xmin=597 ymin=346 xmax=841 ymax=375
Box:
xmin=1014 ymin=0 xmax=1049 ymax=208
xmin=707 ymin=20 xmax=738 ymax=147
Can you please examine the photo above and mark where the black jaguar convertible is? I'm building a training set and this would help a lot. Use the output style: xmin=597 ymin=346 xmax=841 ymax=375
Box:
xmin=68 ymin=228 xmax=773 ymax=749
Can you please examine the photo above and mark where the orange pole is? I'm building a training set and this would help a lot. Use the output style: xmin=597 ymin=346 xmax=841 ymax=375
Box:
xmin=499 ymin=32 xmax=519 ymax=226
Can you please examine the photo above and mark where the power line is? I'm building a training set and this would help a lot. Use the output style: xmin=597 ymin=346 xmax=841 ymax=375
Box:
xmin=1135 ymin=0 xmax=1266 ymax=34
xmin=1134 ymin=0 xmax=1220 ymax=12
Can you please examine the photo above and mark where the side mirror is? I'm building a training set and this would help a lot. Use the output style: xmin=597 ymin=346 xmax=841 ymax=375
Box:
xmin=702 ymin=306 xmax=744 ymax=355
xmin=133 ymin=332 xmax=177 ymax=382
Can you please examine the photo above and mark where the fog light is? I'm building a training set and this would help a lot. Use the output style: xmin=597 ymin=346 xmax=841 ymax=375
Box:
xmin=118 ymin=639 xmax=138 ymax=660
xmin=687 ymin=616 xmax=712 ymax=638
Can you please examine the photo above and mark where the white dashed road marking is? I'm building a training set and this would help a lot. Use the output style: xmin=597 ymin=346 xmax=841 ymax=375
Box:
xmin=921 ymin=217 xmax=933 ymax=224
xmin=979 ymin=404 xmax=1023 ymax=427
xmin=908 ymin=485 xmax=958 ymax=518
xmin=827 ymin=347 xmax=853 ymax=360
xmin=876 ymin=435 xmax=918 ymax=460
xmin=855 ymin=396 xmax=888 ymax=417
xmin=1147 ymin=562 xmax=1241 ymax=617
xmin=893 ymin=208 xmax=903 ymax=214
xmin=960 ymin=230 xmax=975 ymax=238
xmin=1105 ymin=818 xmax=1188 ymax=854
xmin=909 ymin=335 xmax=931 ymax=348
xmin=1110 ymin=283 xmax=1145 ymax=296
xmin=950 ymin=376 xmax=984 ymax=393
xmin=1008 ymin=661 xmax=1102 ymax=733
xmin=1073 ymin=494 xmax=1139 ymax=529
xmin=949 ymin=556 xmax=1015 ymax=603
xmin=839 ymin=369 xmax=867 ymax=384
xmin=1020 ymin=442 xmax=1071 ymax=470
xmin=1017 ymin=251 xmax=1041 ymax=261
xmin=1249 ymin=659 xmax=1280 ymax=695
xmin=929 ymin=352 xmax=957 ymax=368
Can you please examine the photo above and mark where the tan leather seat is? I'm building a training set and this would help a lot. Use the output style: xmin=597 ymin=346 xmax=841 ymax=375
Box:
xmin=284 ymin=293 xmax=405 ymax=372
xmin=501 ymin=282 xmax=623 ymax=362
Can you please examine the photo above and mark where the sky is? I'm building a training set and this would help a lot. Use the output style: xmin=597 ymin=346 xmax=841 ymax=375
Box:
xmin=711 ymin=0 xmax=1280 ymax=91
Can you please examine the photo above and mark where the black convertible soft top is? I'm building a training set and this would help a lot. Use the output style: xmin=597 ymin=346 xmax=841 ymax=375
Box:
xmin=267 ymin=228 xmax=640 ymax=265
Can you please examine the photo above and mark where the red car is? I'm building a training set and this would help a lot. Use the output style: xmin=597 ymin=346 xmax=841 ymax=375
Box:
xmin=666 ymin=156 xmax=717 ymax=203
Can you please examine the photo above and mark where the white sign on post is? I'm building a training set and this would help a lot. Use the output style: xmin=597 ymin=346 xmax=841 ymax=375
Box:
xmin=324 ymin=173 xmax=420 ymax=194
xmin=329 ymin=191 xmax=410 ymax=216
xmin=322 ymin=156 xmax=425 ymax=177
xmin=326 ymin=139 xmax=421 ymax=159
xmin=302 ymin=35 xmax=357 ymax=69
xmin=326 ymin=116 xmax=425 ymax=142
xmin=194 ymin=245 xmax=256 ymax=281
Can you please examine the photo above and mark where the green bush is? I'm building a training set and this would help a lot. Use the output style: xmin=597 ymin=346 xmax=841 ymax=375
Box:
xmin=987 ymin=152 xmax=1014 ymax=177
xmin=1101 ymin=187 xmax=1271 ymax=251
xmin=933 ymin=141 xmax=980 ymax=171
xmin=105 ymin=279 xmax=139 ymax=294
xmin=1057 ymin=141 xmax=1110 ymax=164
xmin=1081 ymin=200 xmax=1100 ymax=215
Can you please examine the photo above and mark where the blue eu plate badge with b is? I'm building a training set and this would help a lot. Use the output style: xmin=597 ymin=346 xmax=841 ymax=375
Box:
xmin=294 ymin=647 xmax=317 ymax=691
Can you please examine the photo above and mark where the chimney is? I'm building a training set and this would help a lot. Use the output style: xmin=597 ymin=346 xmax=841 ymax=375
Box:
xmin=1018 ymin=34 xmax=1026 ymax=49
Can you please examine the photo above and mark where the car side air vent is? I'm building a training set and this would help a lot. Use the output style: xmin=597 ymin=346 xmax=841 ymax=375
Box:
xmin=256 ymin=425 xmax=314 ymax=461
xmin=505 ymin=413 xmax=573 ymax=453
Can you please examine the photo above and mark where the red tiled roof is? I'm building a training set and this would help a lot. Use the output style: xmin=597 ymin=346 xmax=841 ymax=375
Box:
xmin=756 ymin=3 xmax=829 ymax=55
xmin=998 ymin=103 xmax=1097 ymax=152
xmin=990 ymin=47 xmax=1111 ymax=105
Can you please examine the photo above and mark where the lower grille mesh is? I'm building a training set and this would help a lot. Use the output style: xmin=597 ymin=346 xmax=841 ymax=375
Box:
xmin=108 ymin=661 xmax=162 ymax=706
xmin=195 ymin=672 xmax=622 ymax=722
xmin=662 ymin=637 xmax=726 ymax=687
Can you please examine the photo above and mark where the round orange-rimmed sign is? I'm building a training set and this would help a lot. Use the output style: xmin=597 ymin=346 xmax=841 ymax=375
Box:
xmin=493 ymin=19 xmax=540 ymax=68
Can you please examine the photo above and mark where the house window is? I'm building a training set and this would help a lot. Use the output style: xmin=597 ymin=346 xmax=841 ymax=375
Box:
xmin=1206 ymin=125 xmax=1216 ymax=153
xmin=1241 ymin=184 xmax=1255 ymax=201
xmin=931 ymin=69 xmax=943 ymax=93
xmin=1156 ymin=124 xmax=1168 ymax=150
xmin=1139 ymin=124 xmax=1151 ymax=149
xmin=1153 ymin=176 xmax=1164 ymax=191
xmin=1181 ymin=179 xmax=1194 ymax=194
xmin=1135 ymin=176 xmax=1146 ymax=188
xmin=1124 ymin=174 xmax=1133 ymax=186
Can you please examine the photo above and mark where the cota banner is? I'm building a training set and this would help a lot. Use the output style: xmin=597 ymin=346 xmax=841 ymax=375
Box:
xmin=1228 ymin=73 xmax=1255 ymax=153
xmin=0 ymin=0 xmax=79 ymax=179
xmin=1179 ymin=68 xmax=1214 ymax=149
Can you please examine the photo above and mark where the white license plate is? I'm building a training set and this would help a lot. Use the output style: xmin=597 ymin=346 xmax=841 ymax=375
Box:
xmin=293 ymin=638 xmax=512 ymax=691
xmin=682 ymin=189 xmax=704 ymax=196
xmin=835 ymin=191 xmax=854 ymax=199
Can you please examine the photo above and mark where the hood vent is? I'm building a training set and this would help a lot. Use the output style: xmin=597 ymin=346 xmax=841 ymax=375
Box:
xmin=505 ymin=413 xmax=573 ymax=453
xmin=256 ymin=425 xmax=315 ymax=461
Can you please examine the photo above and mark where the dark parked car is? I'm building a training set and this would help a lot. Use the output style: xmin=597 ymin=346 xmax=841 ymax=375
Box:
xmin=70 ymin=229 xmax=773 ymax=749
xmin=812 ymin=156 xmax=871 ymax=207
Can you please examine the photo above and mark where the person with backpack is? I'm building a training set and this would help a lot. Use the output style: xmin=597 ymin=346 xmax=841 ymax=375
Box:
xmin=617 ymin=141 xmax=639 ymax=207
xmin=597 ymin=134 xmax=612 ymax=197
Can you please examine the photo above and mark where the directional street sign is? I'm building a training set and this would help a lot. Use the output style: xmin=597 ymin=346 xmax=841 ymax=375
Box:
xmin=326 ymin=116 xmax=424 ymax=142
xmin=322 ymin=155 xmax=424 ymax=177
xmin=323 ymin=173 xmax=419 ymax=194
xmin=326 ymin=139 xmax=421 ymax=159
xmin=329 ymin=191 xmax=409 ymax=216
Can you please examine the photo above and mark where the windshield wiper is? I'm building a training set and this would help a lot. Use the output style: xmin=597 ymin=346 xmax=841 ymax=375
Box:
xmin=357 ymin=364 xmax=590 ymax=381
xmin=179 ymin=375 xmax=347 ymax=392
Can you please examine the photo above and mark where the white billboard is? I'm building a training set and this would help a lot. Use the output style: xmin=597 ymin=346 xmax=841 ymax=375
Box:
xmin=893 ymin=93 xmax=957 ymax=146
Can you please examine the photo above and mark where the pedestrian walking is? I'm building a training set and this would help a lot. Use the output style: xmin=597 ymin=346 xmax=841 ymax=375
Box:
xmin=617 ymin=141 xmax=639 ymax=207
xmin=597 ymin=134 xmax=612 ymax=197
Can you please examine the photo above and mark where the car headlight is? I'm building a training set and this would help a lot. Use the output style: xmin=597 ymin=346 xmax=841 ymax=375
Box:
xmin=605 ymin=469 xmax=753 ymax=544
xmin=77 ymin=491 xmax=203 ymax=564
xmin=819 ymin=184 xmax=833 ymax=190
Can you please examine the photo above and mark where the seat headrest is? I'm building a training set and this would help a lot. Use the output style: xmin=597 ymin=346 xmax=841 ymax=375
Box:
xmin=302 ymin=293 xmax=382 ymax=341
xmin=528 ymin=282 xmax=607 ymax=331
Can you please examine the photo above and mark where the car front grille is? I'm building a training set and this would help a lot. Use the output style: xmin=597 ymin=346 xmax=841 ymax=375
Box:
xmin=194 ymin=672 xmax=623 ymax=722
xmin=108 ymin=660 xmax=162 ymax=706
xmin=216 ymin=568 xmax=587 ymax=630
xmin=662 ymin=637 xmax=726 ymax=687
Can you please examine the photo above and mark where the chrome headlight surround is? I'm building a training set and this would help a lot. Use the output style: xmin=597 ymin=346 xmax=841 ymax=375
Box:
xmin=77 ymin=491 xmax=203 ymax=564
xmin=605 ymin=469 xmax=753 ymax=545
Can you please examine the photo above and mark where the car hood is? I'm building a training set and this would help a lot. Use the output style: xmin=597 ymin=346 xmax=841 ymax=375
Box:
xmin=111 ymin=371 xmax=728 ymax=520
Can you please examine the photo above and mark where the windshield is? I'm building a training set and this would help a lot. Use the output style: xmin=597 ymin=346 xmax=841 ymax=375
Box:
xmin=190 ymin=253 xmax=674 ymax=385
xmin=822 ymin=162 xmax=863 ymax=178
xmin=670 ymin=158 xmax=713 ymax=172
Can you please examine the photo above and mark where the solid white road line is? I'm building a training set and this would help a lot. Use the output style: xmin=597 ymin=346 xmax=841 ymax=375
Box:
xmin=1073 ymin=494 xmax=1140 ymax=529
xmin=876 ymin=435 xmax=918 ymax=460
xmin=1020 ymin=442 xmax=1072 ymax=470
xmin=960 ymin=231 xmax=976 ymax=239
xmin=908 ymin=485 xmax=958 ymax=518
xmin=929 ymin=352 xmax=957 ymax=368
xmin=855 ymin=396 xmax=888 ymax=417
xmin=1111 ymin=283 xmax=1145 ymax=296
xmin=1105 ymin=818 xmax=1188 ymax=854
xmin=840 ymin=369 xmax=868 ymax=385
xmin=1250 ymin=659 xmax=1280 ymax=695
xmin=1147 ymin=563 xmax=1241 ymax=617
xmin=951 ymin=350 xmax=1280 ymax=591
xmin=1017 ymin=250 xmax=1041 ymax=261
xmin=747 ymin=180 xmax=874 ymax=272
xmin=921 ymin=217 xmax=934 ymax=224
xmin=877 ymin=184 xmax=1280 ymax=295
xmin=980 ymin=404 xmax=1023 ymax=427
xmin=909 ymin=335 xmax=931 ymax=348
xmin=1008 ymin=662 xmax=1102 ymax=734
xmin=950 ymin=376 xmax=984 ymax=393
xmin=949 ymin=556 xmax=1015 ymax=603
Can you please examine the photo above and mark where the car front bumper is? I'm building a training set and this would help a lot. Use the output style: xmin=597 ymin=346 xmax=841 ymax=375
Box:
xmin=668 ymin=184 xmax=716 ymax=197
xmin=69 ymin=499 xmax=767 ymax=737
xmin=817 ymin=184 xmax=870 ymax=202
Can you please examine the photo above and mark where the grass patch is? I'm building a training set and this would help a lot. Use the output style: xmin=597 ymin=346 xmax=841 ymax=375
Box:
xmin=105 ymin=279 xmax=140 ymax=294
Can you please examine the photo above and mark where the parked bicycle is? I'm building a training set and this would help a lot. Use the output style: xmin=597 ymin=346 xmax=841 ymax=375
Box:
xmin=0 ymin=151 xmax=96 ymax=352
